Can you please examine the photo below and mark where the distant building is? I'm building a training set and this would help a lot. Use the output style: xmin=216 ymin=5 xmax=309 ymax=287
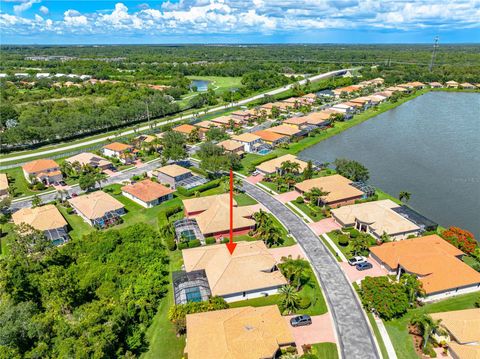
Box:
xmin=217 ymin=139 xmax=245 ymax=156
xmin=231 ymin=133 xmax=263 ymax=153
xmin=65 ymin=152 xmax=113 ymax=171
xmin=253 ymin=130 xmax=289 ymax=146
xmin=256 ymin=154 xmax=308 ymax=175
xmin=155 ymin=164 xmax=194 ymax=189
xmin=22 ymin=159 xmax=63 ymax=185
xmin=102 ymin=142 xmax=135 ymax=164
xmin=12 ymin=205 xmax=68 ymax=245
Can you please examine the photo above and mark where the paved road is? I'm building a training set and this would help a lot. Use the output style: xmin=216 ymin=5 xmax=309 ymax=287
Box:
xmin=242 ymin=181 xmax=380 ymax=359
xmin=10 ymin=159 xmax=163 ymax=210
xmin=2 ymin=69 xmax=351 ymax=163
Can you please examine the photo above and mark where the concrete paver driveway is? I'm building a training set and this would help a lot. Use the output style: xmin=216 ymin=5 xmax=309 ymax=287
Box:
xmin=242 ymin=180 xmax=380 ymax=359
xmin=340 ymin=257 xmax=388 ymax=283
xmin=308 ymin=218 xmax=341 ymax=235
xmin=285 ymin=314 xmax=337 ymax=355
xmin=245 ymin=174 xmax=264 ymax=184
xmin=276 ymin=190 xmax=301 ymax=203
xmin=269 ymin=244 xmax=305 ymax=262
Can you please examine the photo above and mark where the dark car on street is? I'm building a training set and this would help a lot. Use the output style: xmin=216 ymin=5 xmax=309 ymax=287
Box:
xmin=356 ymin=262 xmax=373 ymax=271
xmin=290 ymin=315 xmax=312 ymax=327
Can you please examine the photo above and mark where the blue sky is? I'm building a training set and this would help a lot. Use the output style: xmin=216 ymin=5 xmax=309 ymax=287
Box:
xmin=1 ymin=0 xmax=479 ymax=44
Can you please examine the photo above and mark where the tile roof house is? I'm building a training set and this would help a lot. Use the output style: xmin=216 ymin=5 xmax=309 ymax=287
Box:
xmin=184 ymin=305 xmax=295 ymax=359
xmin=0 ymin=173 xmax=8 ymax=198
xmin=22 ymin=159 xmax=63 ymax=185
xmin=446 ymin=81 xmax=459 ymax=88
xmin=12 ymin=204 xmax=68 ymax=244
xmin=121 ymin=179 xmax=174 ymax=208
xmin=253 ymin=130 xmax=289 ymax=146
xmin=69 ymin=191 xmax=125 ymax=228
xmin=370 ymin=235 xmax=480 ymax=301
xmin=331 ymin=199 xmax=421 ymax=241
xmin=153 ymin=164 xmax=194 ymax=189
xmin=256 ymin=154 xmax=308 ymax=175
xmin=66 ymin=152 xmax=113 ymax=171
xmin=183 ymin=193 xmax=257 ymax=237
xmin=231 ymin=133 xmax=263 ymax=153
xmin=211 ymin=115 xmax=242 ymax=127
xmin=430 ymin=308 xmax=480 ymax=358
xmin=102 ymin=142 xmax=135 ymax=164
xmin=217 ymin=139 xmax=245 ymax=155
xmin=173 ymin=124 xmax=200 ymax=136
xmin=194 ymin=120 xmax=219 ymax=129
xmin=266 ymin=124 xmax=303 ymax=137
xmin=182 ymin=241 xmax=288 ymax=301
xmin=460 ymin=82 xmax=476 ymax=89
xmin=230 ymin=109 xmax=258 ymax=122
xmin=295 ymin=174 xmax=365 ymax=208
xmin=428 ymin=82 xmax=443 ymax=88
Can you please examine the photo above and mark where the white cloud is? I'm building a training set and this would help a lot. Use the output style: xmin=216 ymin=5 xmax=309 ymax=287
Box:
xmin=13 ymin=0 xmax=40 ymax=14
xmin=2 ymin=0 xmax=480 ymax=38
xmin=39 ymin=5 xmax=48 ymax=15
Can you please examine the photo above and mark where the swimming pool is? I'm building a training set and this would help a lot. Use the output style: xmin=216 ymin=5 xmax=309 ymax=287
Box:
xmin=185 ymin=287 xmax=203 ymax=303
xmin=257 ymin=149 xmax=271 ymax=155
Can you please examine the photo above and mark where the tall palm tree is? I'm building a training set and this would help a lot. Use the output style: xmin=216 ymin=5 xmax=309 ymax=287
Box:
xmin=410 ymin=313 xmax=444 ymax=351
xmin=263 ymin=225 xmax=283 ymax=247
xmin=279 ymin=285 xmax=300 ymax=314
xmin=399 ymin=191 xmax=412 ymax=203
xmin=307 ymin=187 xmax=330 ymax=207
xmin=350 ymin=234 xmax=370 ymax=256
xmin=94 ymin=170 xmax=108 ymax=189
xmin=60 ymin=161 xmax=74 ymax=177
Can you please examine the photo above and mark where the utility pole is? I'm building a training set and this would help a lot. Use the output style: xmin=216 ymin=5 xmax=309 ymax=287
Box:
xmin=429 ymin=36 xmax=439 ymax=72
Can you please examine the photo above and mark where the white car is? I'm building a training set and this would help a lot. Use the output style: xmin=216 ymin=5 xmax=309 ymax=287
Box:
xmin=348 ymin=256 xmax=367 ymax=266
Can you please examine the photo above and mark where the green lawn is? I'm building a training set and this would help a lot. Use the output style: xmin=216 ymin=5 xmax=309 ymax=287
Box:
xmin=366 ymin=312 xmax=390 ymax=359
xmin=234 ymin=193 xmax=258 ymax=206
xmin=57 ymin=205 xmax=95 ymax=241
xmin=326 ymin=230 xmax=354 ymax=259
xmin=142 ymin=250 xmax=185 ymax=359
xmin=186 ymin=76 xmax=243 ymax=94
xmin=2 ymin=167 xmax=54 ymax=198
xmin=384 ymin=292 xmax=480 ymax=359
xmin=319 ymin=236 xmax=342 ymax=262
xmin=291 ymin=201 xmax=325 ymax=221
xmin=311 ymin=342 xmax=339 ymax=359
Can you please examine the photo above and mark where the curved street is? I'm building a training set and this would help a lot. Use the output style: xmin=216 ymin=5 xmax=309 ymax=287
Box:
xmin=242 ymin=180 xmax=380 ymax=359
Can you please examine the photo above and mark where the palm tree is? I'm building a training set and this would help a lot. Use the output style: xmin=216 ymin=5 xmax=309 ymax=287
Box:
xmin=279 ymin=285 xmax=300 ymax=314
xmin=399 ymin=191 xmax=412 ymax=203
xmin=350 ymin=234 xmax=370 ymax=256
xmin=94 ymin=170 xmax=108 ymax=189
xmin=410 ymin=313 xmax=444 ymax=351
xmin=281 ymin=257 xmax=310 ymax=291
xmin=263 ymin=225 xmax=283 ymax=247
xmin=307 ymin=187 xmax=330 ymax=207
xmin=60 ymin=160 xmax=74 ymax=177
xmin=233 ymin=177 xmax=243 ymax=193
xmin=400 ymin=273 xmax=425 ymax=304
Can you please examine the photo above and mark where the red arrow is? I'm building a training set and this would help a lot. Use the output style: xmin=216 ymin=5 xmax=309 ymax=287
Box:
xmin=226 ymin=168 xmax=237 ymax=255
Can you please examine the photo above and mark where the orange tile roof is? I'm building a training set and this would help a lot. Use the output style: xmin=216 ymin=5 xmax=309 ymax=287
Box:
xmin=22 ymin=159 xmax=59 ymax=173
xmin=103 ymin=142 xmax=132 ymax=152
xmin=121 ymin=179 xmax=173 ymax=203
xmin=12 ymin=204 xmax=67 ymax=231
xmin=0 ymin=173 xmax=8 ymax=191
xmin=254 ymin=130 xmax=288 ymax=142
xmin=266 ymin=124 xmax=302 ymax=136
xmin=370 ymin=235 xmax=480 ymax=294
xmin=173 ymin=124 xmax=196 ymax=134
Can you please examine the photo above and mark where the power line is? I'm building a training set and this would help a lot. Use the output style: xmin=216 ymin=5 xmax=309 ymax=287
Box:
xmin=429 ymin=36 xmax=439 ymax=72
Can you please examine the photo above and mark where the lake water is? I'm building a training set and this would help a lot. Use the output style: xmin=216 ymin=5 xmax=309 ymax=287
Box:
xmin=300 ymin=92 xmax=480 ymax=237
xmin=190 ymin=80 xmax=210 ymax=92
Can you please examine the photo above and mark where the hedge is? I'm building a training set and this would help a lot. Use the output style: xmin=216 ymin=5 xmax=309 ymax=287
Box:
xmin=176 ymin=179 xmax=222 ymax=197
xmin=205 ymin=237 xmax=217 ymax=245
xmin=188 ymin=239 xmax=201 ymax=248
xmin=249 ymin=153 xmax=278 ymax=167
xmin=178 ymin=242 xmax=188 ymax=250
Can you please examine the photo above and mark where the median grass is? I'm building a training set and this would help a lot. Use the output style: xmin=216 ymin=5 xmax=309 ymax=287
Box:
xmin=311 ymin=342 xmax=339 ymax=359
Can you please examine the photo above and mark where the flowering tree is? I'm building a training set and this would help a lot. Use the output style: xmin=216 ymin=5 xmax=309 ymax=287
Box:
xmin=442 ymin=226 xmax=477 ymax=254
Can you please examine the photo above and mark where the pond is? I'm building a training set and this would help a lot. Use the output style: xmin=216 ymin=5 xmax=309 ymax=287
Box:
xmin=299 ymin=91 xmax=480 ymax=237
xmin=190 ymin=79 xmax=210 ymax=92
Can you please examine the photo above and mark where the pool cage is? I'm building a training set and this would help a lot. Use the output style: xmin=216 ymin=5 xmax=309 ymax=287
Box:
xmin=174 ymin=218 xmax=205 ymax=244
xmin=172 ymin=270 xmax=212 ymax=305
xmin=352 ymin=182 xmax=376 ymax=198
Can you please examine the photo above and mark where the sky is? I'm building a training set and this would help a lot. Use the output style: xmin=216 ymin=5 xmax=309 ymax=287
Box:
xmin=0 ymin=0 xmax=479 ymax=44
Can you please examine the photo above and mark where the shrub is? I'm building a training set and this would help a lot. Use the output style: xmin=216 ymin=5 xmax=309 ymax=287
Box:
xmin=349 ymin=231 xmax=359 ymax=239
xmin=299 ymin=297 xmax=311 ymax=309
xmin=338 ymin=236 xmax=349 ymax=246
xmin=188 ymin=239 xmax=201 ymax=248
xmin=165 ymin=205 xmax=183 ymax=218
xmin=177 ymin=242 xmax=188 ymax=250
xmin=295 ymin=196 xmax=304 ymax=204
xmin=166 ymin=237 xmax=176 ymax=251
xmin=221 ymin=237 xmax=229 ymax=244
xmin=205 ymin=237 xmax=216 ymax=245
xmin=35 ymin=182 xmax=46 ymax=191
xmin=176 ymin=186 xmax=190 ymax=197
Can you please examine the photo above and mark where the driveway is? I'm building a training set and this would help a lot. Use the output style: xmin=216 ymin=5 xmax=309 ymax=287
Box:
xmin=245 ymin=174 xmax=264 ymax=184
xmin=284 ymin=314 xmax=337 ymax=355
xmin=308 ymin=218 xmax=341 ymax=235
xmin=269 ymin=243 xmax=305 ymax=262
xmin=276 ymin=190 xmax=300 ymax=203
xmin=339 ymin=257 xmax=388 ymax=283
xmin=242 ymin=180 xmax=380 ymax=359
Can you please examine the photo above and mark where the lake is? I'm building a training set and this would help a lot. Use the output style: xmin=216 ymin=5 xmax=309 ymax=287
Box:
xmin=190 ymin=79 xmax=210 ymax=92
xmin=299 ymin=91 xmax=480 ymax=237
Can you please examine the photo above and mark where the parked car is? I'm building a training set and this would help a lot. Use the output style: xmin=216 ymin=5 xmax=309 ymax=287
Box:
xmin=348 ymin=256 xmax=367 ymax=266
xmin=71 ymin=193 xmax=78 ymax=197
xmin=356 ymin=262 xmax=373 ymax=271
xmin=290 ymin=315 xmax=312 ymax=327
